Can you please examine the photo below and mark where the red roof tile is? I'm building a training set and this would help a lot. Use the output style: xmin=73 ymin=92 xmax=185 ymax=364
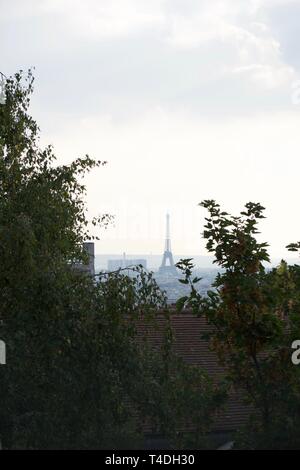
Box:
xmin=135 ymin=312 xmax=252 ymax=433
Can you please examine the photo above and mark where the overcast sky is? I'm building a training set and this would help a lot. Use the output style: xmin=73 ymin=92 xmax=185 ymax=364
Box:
xmin=1 ymin=0 xmax=300 ymax=259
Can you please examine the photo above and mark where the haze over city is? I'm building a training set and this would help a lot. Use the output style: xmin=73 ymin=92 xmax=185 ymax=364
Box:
xmin=2 ymin=0 xmax=300 ymax=259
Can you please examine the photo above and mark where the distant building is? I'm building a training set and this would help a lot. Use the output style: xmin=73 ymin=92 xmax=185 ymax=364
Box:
xmin=73 ymin=242 xmax=95 ymax=276
xmin=108 ymin=253 xmax=147 ymax=271
xmin=158 ymin=213 xmax=177 ymax=276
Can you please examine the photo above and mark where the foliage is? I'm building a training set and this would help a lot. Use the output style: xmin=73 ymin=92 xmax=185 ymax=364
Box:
xmin=0 ymin=71 xmax=222 ymax=449
xmin=95 ymin=268 xmax=226 ymax=449
xmin=0 ymin=69 xmax=139 ymax=448
xmin=131 ymin=317 xmax=227 ymax=449
xmin=177 ymin=200 xmax=300 ymax=449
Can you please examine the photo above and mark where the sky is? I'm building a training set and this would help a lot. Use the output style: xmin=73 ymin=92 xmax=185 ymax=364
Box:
xmin=1 ymin=0 xmax=300 ymax=260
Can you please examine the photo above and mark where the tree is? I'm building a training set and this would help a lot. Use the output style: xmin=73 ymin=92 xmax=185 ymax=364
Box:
xmin=0 ymin=71 xmax=222 ymax=449
xmin=0 ymin=69 xmax=138 ymax=448
xmin=177 ymin=200 xmax=300 ymax=449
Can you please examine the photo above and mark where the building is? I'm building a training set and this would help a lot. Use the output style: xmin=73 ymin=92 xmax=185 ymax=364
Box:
xmin=134 ymin=311 xmax=251 ymax=447
xmin=73 ymin=242 xmax=95 ymax=276
xmin=159 ymin=214 xmax=177 ymax=277
xmin=107 ymin=253 xmax=147 ymax=272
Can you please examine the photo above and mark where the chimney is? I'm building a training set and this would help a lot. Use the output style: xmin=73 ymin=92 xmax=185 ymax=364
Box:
xmin=83 ymin=242 xmax=95 ymax=276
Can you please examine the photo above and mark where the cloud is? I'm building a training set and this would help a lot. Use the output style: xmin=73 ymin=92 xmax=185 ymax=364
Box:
xmin=40 ymin=0 xmax=166 ymax=39
xmin=232 ymin=63 xmax=295 ymax=89
xmin=1 ymin=0 xmax=300 ymax=256
xmin=164 ymin=1 xmax=296 ymax=89
xmin=1 ymin=0 xmax=297 ymax=98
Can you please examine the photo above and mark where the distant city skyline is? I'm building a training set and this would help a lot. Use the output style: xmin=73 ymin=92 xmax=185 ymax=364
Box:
xmin=95 ymin=253 xmax=300 ymax=272
xmin=1 ymin=0 xmax=300 ymax=258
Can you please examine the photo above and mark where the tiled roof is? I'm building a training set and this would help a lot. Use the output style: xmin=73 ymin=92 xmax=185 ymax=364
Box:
xmin=135 ymin=312 xmax=252 ymax=433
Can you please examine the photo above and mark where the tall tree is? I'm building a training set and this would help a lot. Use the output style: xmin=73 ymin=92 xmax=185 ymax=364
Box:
xmin=177 ymin=200 xmax=300 ymax=449
xmin=0 ymin=71 xmax=222 ymax=449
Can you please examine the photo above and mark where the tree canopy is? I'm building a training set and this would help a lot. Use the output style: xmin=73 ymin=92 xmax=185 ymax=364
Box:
xmin=0 ymin=71 xmax=223 ymax=449
xmin=177 ymin=200 xmax=300 ymax=449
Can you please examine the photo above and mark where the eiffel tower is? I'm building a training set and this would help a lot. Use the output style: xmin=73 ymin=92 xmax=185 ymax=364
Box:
xmin=159 ymin=213 xmax=177 ymax=276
